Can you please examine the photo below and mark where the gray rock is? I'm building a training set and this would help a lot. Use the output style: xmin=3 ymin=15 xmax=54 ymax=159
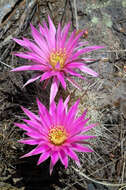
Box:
xmin=0 ymin=0 xmax=19 ymax=24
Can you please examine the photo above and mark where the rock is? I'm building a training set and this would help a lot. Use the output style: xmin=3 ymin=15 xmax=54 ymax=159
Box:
xmin=0 ymin=0 xmax=19 ymax=24
xmin=88 ymin=183 xmax=108 ymax=190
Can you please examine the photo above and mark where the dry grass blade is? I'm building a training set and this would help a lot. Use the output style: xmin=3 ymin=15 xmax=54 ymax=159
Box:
xmin=0 ymin=59 xmax=14 ymax=69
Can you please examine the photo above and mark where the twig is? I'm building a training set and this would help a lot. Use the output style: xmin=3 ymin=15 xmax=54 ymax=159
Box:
xmin=36 ymin=0 xmax=40 ymax=23
xmin=60 ymin=0 xmax=68 ymax=26
xmin=121 ymin=161 xmax=125 ymax=184
xmin=119 ymin=185 xmax=126 ymax=190
xmin=121 ymin=152 xmax=126 ymax=184
xmin=100 ymin=49 xmax=126 ymax=53
xmin=0 ymin=0 xmax=26 ymax=28
xmin=89 ymin=158 xmax=120 ymax=177
xmin=73 ymin=0 xmax=79 ymax=30
xmin=72 ymin=166 xmax=126 ymax=187
xmin=69 ymin=0 xmax=75 ymax=29
xmin=0 ymin=0 xmax=36 ymax=48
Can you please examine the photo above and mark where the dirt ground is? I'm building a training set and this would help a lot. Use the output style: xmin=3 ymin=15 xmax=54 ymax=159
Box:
xmin=0 ymin=0 xmax=126 ymax=190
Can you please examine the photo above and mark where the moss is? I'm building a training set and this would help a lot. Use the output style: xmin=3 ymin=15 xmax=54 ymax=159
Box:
xmin=86 ymin=0 xmax=111 ymax=11
xmin=122 ymin=0 xmax=126 ymax=7
xmin=91 ymin=17 xmax=99 ymax=24
xmin=103 ymin=14 xmax=112 ymax=28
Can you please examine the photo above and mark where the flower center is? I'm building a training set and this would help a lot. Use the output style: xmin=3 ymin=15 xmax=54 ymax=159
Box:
xmin=48 ymin=126 xmax=67 ymax=145
xmin=49 ymin=49 xmax=66 ymax=69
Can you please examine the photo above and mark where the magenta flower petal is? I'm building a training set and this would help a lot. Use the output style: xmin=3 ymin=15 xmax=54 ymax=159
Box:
xmin=78 ymin=109 xmax=88 ymax=120
xmin=40 ymin=71 xmax=55 ymax=82
xmin=19 ymin=139 xmax=41 ymax=145
xmin=66 ymin=30 xmax=85 ymax=52
xmin=66 ymin=76 xmax=82 ymax=90
xmin=30 ymin=24 xmax=49 ymax=55
xmin=15 ymin=123 xmax=32 ymax=132
xmin=72 ymin=143 xmax=93 ymax=152
xmin=11 ymin=65 xmax=46 ymax=72
xmin=22 ymin=119 xmax=46 ymax=134
xmin=50 ymin=77 xmax=59 ymax=104
xmin=65 ymin=62 xmax=84 ymax=68
xmin=50 ymin=151 xmax=59 ymax=175
xmin=37 ymin=99 xmax=52 ymax=130
xmin=48 ymin=15 xmax=56 ymax=47
xmin=13 ymin=38 xmax=27 ymax=47
xmin=82 ymin=123 xmax=98 ymax=133
xmin=14 ymin=37 xmax=48 ymax=61
xmin=79 ymin=65 xmax=98 ymax=77
xmin=55 ymin=62 xmax=60 ymax=70
xmin=57 ymin=98 xmax=64 ymax=114
xmin=59 ymin=149 xmax=68 ymax=168
xmin=65 ymin=147 xmax=81 ymax=167
xmin=12 ymin=16 xmax=104 ymax=103
xmin=56 ymin=98 xmax=66 ymax=125
xmin=70 ymin=46 xmax=104 ymax=61
xmin=48 ymin=15 xmax=56 ymax=35
xmin=68 ymin=135 xmax=96 ymax=143
xmin=64 ymin=68 xmax=86 ymax=80
xmin=56 ymin=23 xmax=61 ymax=49
xmin=21 ymin=144 xmax=49 ymax=158
xmin=66 ymin=99 xmax=80 ymax=125
xmin=56 ymin=72 xmax=66 ymax=89
xmin=21 ymin=106 xmax=40 ymax=121
xmin=61 ymin=22 xmax=71 ymax=49
xmin=49 ymin=101 xmax=56 ymax=116
xmin=16 ymin=98 xmax=96 ymax=174
xmin=37 ymin=150 xmax=51 ymax=165
xmin=25 ymin=131 xmax=43 ymax=139
xmin=23 ymin=75 xmax=41 ymax=87
xmin=13 ymin=52 xmax=46 ymax=64
xmin=65 ymin=30 xmax=76 ymax=51
xmin=68 ymin=119 xmax=91 ymax=136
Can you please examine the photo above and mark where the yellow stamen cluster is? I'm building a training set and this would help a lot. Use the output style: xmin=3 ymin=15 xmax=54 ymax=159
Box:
xmin=49 ymin=48 xmax=66 ymax=69
xmin=48 ymin=126 xmax=67 ymax=145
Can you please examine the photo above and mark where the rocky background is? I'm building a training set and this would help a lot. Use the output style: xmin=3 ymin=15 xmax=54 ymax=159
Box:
xmin=0 ymin=0 xmax=126 ymax=190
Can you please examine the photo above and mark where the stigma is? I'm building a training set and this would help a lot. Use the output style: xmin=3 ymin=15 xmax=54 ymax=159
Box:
xmin=49 ymin=48 xmax=67 ymax=70
xmin=48 ymin=126 xmax=67 ymax=145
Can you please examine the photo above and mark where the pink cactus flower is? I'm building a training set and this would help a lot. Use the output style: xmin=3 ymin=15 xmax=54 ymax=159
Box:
xmin=12 ymin=16 xmax=104 ymax=103
xmin=15 ymin=97 xmax=97 ymax=174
